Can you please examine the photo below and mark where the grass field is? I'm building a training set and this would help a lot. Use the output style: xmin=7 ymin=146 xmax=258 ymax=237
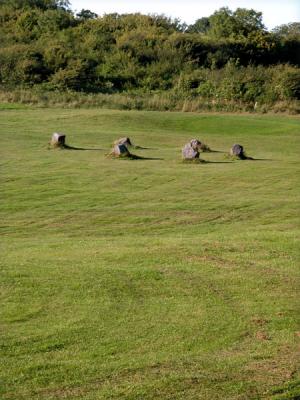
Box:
xmin=1 ymin=106 xmax=300 ymax=399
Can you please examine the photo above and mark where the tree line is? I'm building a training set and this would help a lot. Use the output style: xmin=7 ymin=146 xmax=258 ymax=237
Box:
xmin=0 ymin=0 xmax=299 ymax=110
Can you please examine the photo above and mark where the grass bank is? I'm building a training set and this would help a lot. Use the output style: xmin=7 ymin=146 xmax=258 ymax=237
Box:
xmin=0 ymin=89 xmax=300 ymax=114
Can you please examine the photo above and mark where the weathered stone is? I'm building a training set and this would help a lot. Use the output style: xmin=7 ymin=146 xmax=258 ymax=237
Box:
xmin=190 ymin=139 xmax=202 ymax=151
xmin=50 ymin=132 xmax=66 ymax=147
xmin=230 ymin=144 xmax=245 ymax=158
xmin=182 ymin=139 xmax=203 ymax=159
xmin=182 ymin=143 xmax=200 ymax=159
xmin=113 ymin=144 xmax=130 ymax=157
xmin=114 ymin=137 xmax=132 ymax=147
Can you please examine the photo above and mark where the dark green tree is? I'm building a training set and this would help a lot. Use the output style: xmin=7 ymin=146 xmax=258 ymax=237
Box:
xmin=272 ymin=22 xmax=300 ymax=37
xmin=208 ymin=7 xmax=265 ymax=39
xmin=187 ymin=17 xmax=210 ymax=34
xmin=0 ymin=0 xmax=70 ymax=10
xmin=76 ymin=9 xmax=98 ymax=21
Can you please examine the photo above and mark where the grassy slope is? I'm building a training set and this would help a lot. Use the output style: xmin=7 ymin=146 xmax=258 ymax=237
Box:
xmin=1 ymin=107 xmax=299 ymax=399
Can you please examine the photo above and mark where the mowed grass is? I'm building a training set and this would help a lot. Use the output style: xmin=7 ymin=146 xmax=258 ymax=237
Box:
xmin=1 ymin=107 xmax=300 ymax=399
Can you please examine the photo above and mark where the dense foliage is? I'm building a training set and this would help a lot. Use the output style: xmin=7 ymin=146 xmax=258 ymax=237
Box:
xmin=0 ymin=0 xmax=300 ymax=110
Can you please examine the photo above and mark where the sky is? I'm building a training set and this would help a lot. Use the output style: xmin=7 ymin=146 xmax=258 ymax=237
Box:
xmin=70 ymin=0 xmax=300 ymax=30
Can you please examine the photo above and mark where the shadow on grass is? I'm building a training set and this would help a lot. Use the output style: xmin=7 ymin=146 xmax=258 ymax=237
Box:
xmin=204 ymin=149 xmax=226 ymax=153
xmin=229 ymin=157 xmax=275 ymax=161
xmin=121 ymin=155 xmax=163 ymax=160
xmin=250 ymin=158 xmax=275 ymax=161
xmin=224 ymin=154 xmax=275 ymax=161
xmin=182 ymin=159 xmax=233 ymax=165
xmin=107 ymin=153 xmax=163 ymax=160
xmin=133 ymin=146 xmax=158 ymax=150
xmin=205 ymin=160 xmax=234 ymax=164
xmin=63 ymin=144 xmax=104 ymax=151
xmin=137 ymin=157 xmax=164 ymax=160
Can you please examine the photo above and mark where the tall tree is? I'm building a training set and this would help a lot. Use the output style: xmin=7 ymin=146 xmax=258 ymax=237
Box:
xmin=0 ymin=0 xmax=70 ymax=10
xmin=208 ymin=7 xmax=265 ymax=39
xmin=76 ymin=9 xmax=98 ymax=21
xmin=187 ymin=17 xmax=210 ymax=34
xmin=272 ymin=22 xmax=300 ymax=37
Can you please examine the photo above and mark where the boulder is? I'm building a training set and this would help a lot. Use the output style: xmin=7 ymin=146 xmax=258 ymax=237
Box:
xmin=182 ymin=142 xmax=200 ymax=159
xmin=190 ymin=139 xmax=202 ymax=151
xmin=112 ymin=144 xmax=131 ymax=157
xmin=182 ymin=139 xmax=203 ymax=159
xmin=230 ymin=144 xmax=246 ymax=159
xmin=50 ymin=132 xmax=66 ymax=148
xmin=191 ymin=139 xmax=211 ymax=152
xmin=114 ymin=137 xmax=132 ymax=147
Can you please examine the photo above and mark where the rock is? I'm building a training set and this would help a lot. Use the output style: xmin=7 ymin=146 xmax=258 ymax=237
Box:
xmin=182 ymin=142 xmax=200 ymax=159
xmin=50 ymin=132 xmax=66 ymax=148
xmin=182 ymin=139 xmax=203 ymax=159
xmin=191 ymin=139 xmax=211 ymax=152
xmin=114 ymin=137 xmax=132 ymax=147
xmin=113 ymin=144 xmax=131 ymax=157
xmin=230 ymin=144 xmax=245 ymax=159
xmin=190 ymin=139 xmax=202 ymax=151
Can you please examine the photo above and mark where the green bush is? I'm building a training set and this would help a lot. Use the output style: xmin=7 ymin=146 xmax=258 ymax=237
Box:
xmin=0 ymin=4 xmax=299 ymax=111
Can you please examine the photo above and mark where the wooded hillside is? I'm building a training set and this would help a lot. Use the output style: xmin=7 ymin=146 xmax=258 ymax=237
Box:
xmin=1 ymin=0 xmax=300 ymax=111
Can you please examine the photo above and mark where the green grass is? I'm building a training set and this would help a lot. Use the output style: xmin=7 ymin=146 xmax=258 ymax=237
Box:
xmin=1 ymin=108 xmax=300 ymax=399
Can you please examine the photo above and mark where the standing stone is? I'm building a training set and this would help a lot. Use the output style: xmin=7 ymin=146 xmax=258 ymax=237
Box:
xmin=113 ymin=144 xmax=130 ymax=157
xmin=190 ymin=139 xmax=211 ymax=152
xmin=230 ymin=144 xmax=245 ymax=159
xmin=182 ymin=139 xmax=203 ymax=160
xmin=50 ymin=133 xmax=66 ymax=147
xmin=190 ymin=139 xmax=202 ymax=151
xmin=114 ymin=137 xmax=132 ymax=147
xmin=182 ymin=143 xmax=199 ymax=159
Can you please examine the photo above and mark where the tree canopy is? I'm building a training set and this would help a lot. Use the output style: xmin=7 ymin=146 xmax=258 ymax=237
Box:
xmin=0 ymin=0 xmax=71 ymax=10
xmin=0 ymin=2 xmax=299 ymax=102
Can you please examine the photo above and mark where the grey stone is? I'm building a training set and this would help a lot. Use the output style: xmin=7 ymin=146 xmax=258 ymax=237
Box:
xmin=113 ymin=144 xmax=130 ymax=157
xmin=182 ymin=139 xmax=203 ymax=159
xmin=182 ymin=143 xmax=200 ymax=159
xmin=114 ymin=137 xmax=132 ymax=147
xmin=230 ymin=144 xmax=245 ymax=158
xmin=51 ymin=132 xmax=65 ymax=147
xmin=190 ymin=139 xmax=202 ymax=151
